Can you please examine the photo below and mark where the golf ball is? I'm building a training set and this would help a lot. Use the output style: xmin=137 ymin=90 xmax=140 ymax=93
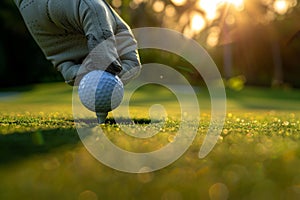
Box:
xmin=78 ymin=70 xmax=124 ymax=113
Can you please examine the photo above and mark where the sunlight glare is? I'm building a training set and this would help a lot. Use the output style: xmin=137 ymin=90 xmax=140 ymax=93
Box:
xmin=226 ymin=0 xmax=244 ymax=10
xmin=198 ymin=0 xmax=219 ymax=21
xmin=198 ymin=0 xmax=244 ymax=21
xmin=273 ymin=0 xmax=289 ymax=15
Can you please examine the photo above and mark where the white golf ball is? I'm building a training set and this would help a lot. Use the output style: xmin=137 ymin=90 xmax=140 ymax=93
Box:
xmin=78 ymin=70 xmax=124 ymax=113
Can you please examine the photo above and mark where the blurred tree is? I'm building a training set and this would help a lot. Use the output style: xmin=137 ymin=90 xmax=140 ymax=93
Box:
xmin=1 ymin=0 xmax=300 ymax=87
xmin=108 ymin=0 xmax=299 ymax=87
xmin=0 ymin=0 xmax=63 ymax=88
xmin=280 ymin=5 xmax=300 ymax=88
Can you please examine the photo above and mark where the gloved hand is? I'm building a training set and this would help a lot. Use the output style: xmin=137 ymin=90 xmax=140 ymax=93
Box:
xmin=14 ymin=0 xmax=141 ymax=86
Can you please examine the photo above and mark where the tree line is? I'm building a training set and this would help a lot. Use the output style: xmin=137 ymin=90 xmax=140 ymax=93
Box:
xmin=0 ymin=0 xmax=299 ymax=88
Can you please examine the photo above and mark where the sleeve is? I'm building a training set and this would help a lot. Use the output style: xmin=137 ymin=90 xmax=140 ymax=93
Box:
xmin=79 ymin=0 xmax=141 ymax=85
xmin=52 ymin=0 xmax=141 ymax=85
xmin=109 ymin=4 xmax=142 ymax=85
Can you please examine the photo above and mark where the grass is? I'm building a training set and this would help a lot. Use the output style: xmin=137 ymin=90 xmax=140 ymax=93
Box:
xmin=0 ymin=82 xmax=300 ymax=200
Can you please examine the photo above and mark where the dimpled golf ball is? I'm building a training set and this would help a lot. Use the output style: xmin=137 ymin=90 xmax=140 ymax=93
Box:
xmin=78 ymin=70 xmax=124 ymax=113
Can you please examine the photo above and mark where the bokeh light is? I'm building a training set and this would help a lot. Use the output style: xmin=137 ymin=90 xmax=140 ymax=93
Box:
xmin=273 ymin=0 xmax=289 ymax=14
xmin=165 ymin=5 xmax=176 ymax=17
xmin=191 ymin=13 xmax=206 ymax=32
xmin=171 ymin=0 xmax=187 ymax=6
xmin=273 ymin=0 xmax=298 ymax=16
xmin=111 ymin=0 xmax=122 ymax=8
xmin=153 ymin=0 xmax=165 ymax=13
xmin=207 ymin=27 xmax=221 ymax=47
xmin=130 ymin=0 xmax=146 ymax=9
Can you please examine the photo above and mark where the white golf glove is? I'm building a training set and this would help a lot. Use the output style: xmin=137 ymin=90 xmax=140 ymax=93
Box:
xmin=14 ymin=0 xmax=141 ymax=86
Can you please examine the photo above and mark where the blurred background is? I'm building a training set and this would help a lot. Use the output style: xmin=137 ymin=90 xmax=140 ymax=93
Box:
xmin=1 ymin=0 xmax=300 ymax=88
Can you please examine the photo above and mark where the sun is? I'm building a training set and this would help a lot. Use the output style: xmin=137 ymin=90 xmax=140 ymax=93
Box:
xmin=225 ymin=0 xmax=244 ymax=9
xmin=198 ymin=0 xmax=244 ymax=21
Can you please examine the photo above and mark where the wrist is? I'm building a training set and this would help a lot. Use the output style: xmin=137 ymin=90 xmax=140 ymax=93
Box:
xmin=105 ymin=60 xmax=122 ymax=75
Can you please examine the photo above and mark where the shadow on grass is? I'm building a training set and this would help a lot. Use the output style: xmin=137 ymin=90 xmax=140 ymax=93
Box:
xmin=76 ymin=117 xmax=152 ymax=125
xmin=106 ymin=117 xmax=152 ymax=124
xmin=0 ymin=85 xmax=34 ymax=92
xmin=0 ymin=128 xmax=80 ymax=165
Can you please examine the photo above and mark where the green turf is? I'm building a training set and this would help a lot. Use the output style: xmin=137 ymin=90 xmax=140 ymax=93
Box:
xmin=1 ymin=82 xmax=300 ymax=200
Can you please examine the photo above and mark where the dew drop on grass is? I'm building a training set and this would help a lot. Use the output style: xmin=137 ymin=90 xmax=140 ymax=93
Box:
xmin=223 ymin=129 xmax=228 ymax=135
xmin=78 ymin=190 xmax=98 ymax=200
xmin=283 ymin=121 xmax=290 ymax=126
xmin=218 ymin=136 xmax=224 ymax=143
xmin=208 ymin=182 xmax=229 ymax=200
xmin=161 ymin=189 xmax=182 ymax=200
xmin=137 ymin=172 xmax=154 ymax=183
xmin=137 ymin=166 xmax=154 ymax=183
xmin=246 ymin=133 xmax=253 ymax=138
xmin=42 ymin=157 xmax=60 ymax=170
xmin=168 ymin=135 xmax=176 ymax=143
